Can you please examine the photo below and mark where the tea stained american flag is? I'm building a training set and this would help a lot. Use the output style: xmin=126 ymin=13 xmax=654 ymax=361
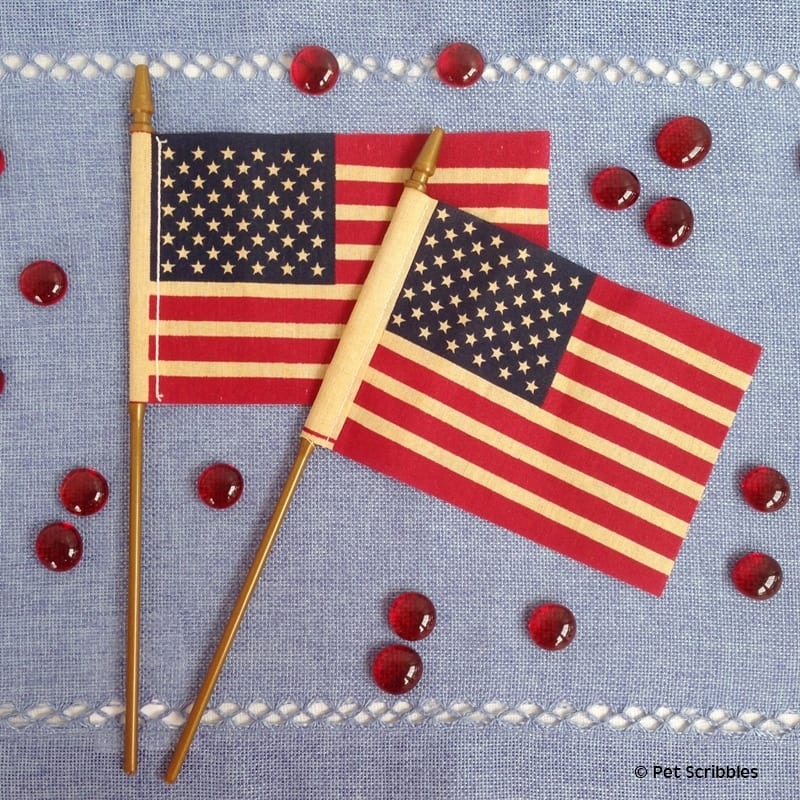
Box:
xmin=141 ymin=131 xmax=549 ymax=404
xmin=303 ymin=199 xmax=761 ymax=594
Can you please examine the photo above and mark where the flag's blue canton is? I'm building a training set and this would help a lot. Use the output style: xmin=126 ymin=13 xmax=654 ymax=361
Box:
xmin=390 ymin=203 xmax=596 ymax=405
xmin=152 ymin=133 xmax=336 ymax=284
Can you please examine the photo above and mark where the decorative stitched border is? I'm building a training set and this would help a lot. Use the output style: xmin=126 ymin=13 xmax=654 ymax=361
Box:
xmin=2 ymin=699 xmax=799 ymax=736
xmin=0 ymin=53 xmax=799 ymax=89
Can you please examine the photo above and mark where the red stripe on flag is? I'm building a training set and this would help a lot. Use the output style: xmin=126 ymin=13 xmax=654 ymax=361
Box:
xmin=334 ymin=218 xmax=391 ymax=248
xmin=369 ymin=343 xmax=699 ymax=521
xmin=335 ymin=181 xmax=402 ymax=207
xmin=570 ymin=314 xmax=747 ymax=411
xmin=334 ymin=260 xmax=372 ymax=285
xmin=351 ymin=377 xmax=685 ymax=561
xmin=335 ymin=180 xmax=548 ymax=212
xmin=149 ymin=335 xmax=338 ymax=364
xmin=150 ymin=294 xmax=355 ymax=324
xmin=335 ymin=134 xmax=429 ymax=167
xmin=334 ymin=419 xmax=669 ymax=595
xmin=151 ymin=376 xmax=320 ymax=405
xmin=430 ymin=182 xmax=550 ymax=213
xmin=435 ymin=131 xmax=551 ymax=168
xmin=588 ymin=276 xmax=762 ymax=372
xmin=504 ymin=223 xmax=548 ymax=246
xmin=335 ymin=132 xmax=551 ymax=169
xmin=556 ymin=351 xmax=730 ymax=447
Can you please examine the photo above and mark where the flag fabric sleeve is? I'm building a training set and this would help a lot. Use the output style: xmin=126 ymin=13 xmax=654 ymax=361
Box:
xmin=302 ymin=199 xmax=762 ymax=595
xmin=129 ymin=130 xmax=550 ymax=405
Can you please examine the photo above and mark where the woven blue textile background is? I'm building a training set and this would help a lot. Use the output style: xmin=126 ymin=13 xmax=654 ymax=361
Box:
xmin=1 ymin=2 xmax=799 ymax=798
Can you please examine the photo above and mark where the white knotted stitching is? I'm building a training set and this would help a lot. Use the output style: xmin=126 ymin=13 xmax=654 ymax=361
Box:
xmin=0 ymin=53 xmax=799 ymax=91
xmin=2 ymin=699 xmax=800 ymax=736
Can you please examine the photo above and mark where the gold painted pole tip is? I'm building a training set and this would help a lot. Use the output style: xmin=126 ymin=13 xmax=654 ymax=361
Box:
xmin=404 ymin=126 xmax=445 ymax=192
xmin=129 ymin=64 xmax=154 ymax=134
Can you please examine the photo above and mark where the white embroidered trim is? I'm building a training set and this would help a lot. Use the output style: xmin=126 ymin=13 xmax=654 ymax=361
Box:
xmin=2 ymin=699 xmax=799 ymax=736
xmin=0 ymin=52 xmax=799 ymax=90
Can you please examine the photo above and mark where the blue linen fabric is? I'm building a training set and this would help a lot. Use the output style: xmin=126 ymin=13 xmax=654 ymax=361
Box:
xmin=1 ymin=2 xmax=799 ymax=798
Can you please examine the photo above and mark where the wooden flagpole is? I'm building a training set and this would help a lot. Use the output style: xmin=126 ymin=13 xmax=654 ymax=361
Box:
xmin=164 ymin=127 xmax=445 ymax=783
xmin=126 ymin=64 xmax=154 ymax=775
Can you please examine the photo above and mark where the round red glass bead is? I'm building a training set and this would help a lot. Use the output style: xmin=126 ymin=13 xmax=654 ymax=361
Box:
xmin=731 ymin=551 xmax=782 ymax=600
xmin=644 ymin=197 xmax=693 ymax=247
xmin=740 ymin=466 xmax=790 ymax=512
xmin=527 ymin=603 xmax=576 ymax=650
xmin=35 ymin=521 xmax=83 ymax=571
xmin=0 ymin=369 xmax=4 ymax=395
xmin=59 ymin=468 xmax=109 ymax=516
xmin=0 ymin=148 xmax=5 ymax=177
xmin=388 ymin=592 xmax=436 ymax=641
xmin=436 ymin=42 xmax=485 ymax=87
xmin=18 ymin=260 xmax=68 ymax=306
xmin=656 ymin=116 xmax=712 ymax=169
xmin=590 ymin=166 xmax=641 ymax=210
xmin=371 ymin=644 xmax=423 ymax=694
xmin=197 ymin=463 xmax=243 ymax=509
xmin=290 ymin=46 xmax=339 ymax=95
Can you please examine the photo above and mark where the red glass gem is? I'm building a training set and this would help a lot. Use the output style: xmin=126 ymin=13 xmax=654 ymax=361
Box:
xmin=527 ymin=603 xmax=576 ymax=650
xmin=590 ymin=167 xmax=641 ymax=210
xmin=59 ymin=468 xmax=109 ymax=516
xmin=371 ymin=644 xmax=423 ymax=694
xmin=644 ymin=197 xmax=693 ymax=247
xmin=656 ymin=116 xmax=712 ymax=169
xmin=35 ymin=521 xmax=83 ymax=572
xmin=0 ymin=148 xmax=5 ymax=177
xmin=731 ymin=551 xmax=782 ymax=600
xmin=197 ymin=463 xmax=243 ymax=509
xmin=18 ymin=260 xmax=68 ymax=306
xmin=388 ymin=592 xmax=437 ymax=641
xmin=290 ymin=46 xmax=340 ymax=95
xmin=740 ymin=466 xmax=790 ymax=512
xmin=436 ymin=42 xmax=485 ymax=87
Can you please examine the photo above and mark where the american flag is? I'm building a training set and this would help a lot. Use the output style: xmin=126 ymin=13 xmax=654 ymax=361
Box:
xmin=303 ymin=200 xmax=761 ymax=595
xmin=136 ymin=131 xmax=549 ymax=404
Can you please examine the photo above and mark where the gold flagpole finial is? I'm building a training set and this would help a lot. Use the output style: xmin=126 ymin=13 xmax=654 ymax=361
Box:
xmin=129 ymin=64 xmax=154 ymax=134
xmin=404 ymin=127 xmax=444 ymax=192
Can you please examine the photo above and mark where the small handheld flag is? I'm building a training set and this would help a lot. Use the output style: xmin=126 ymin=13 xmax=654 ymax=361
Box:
xmin=133 ymin=130 xmax=549 ymax=405
xmin=302 ymin=200 xmax=761 ymax=596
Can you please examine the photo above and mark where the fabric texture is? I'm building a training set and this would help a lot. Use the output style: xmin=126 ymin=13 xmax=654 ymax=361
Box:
xmin=0 ymin=3 xmax=798 ymax=798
